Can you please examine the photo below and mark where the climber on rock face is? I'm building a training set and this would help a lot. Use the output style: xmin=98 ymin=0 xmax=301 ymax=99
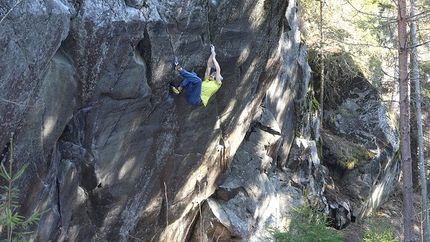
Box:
xmin=171 ymin=44 xmax=223 ymax=107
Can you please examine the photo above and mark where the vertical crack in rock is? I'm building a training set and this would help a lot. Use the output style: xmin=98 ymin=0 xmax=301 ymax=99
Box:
xmin=118 ymin=107 xmax=178 ymax=239
xmin=1 ymin=142 xmax=10 ymax=163
xmin=136 ymin=28 xmax=152 ymax=86
xmin=56 ymin=177 xmax=62 ymax=222
xmin=101 ymin=107 xmax=127 ymax=151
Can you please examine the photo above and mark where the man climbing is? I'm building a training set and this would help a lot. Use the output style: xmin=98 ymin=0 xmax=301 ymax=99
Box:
xmin=171 ymin=44 xmax=223 ymax=107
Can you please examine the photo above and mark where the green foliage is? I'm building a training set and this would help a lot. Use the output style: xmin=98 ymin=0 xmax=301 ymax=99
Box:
xmin=334 ymin=142 xmax=374 ymax=170
xmin=361 ymin=217 xmax=399 ymax=242
xmin=304 ymin=81 xmax=320 ymax=114
xmin=322 ymin=52 xmax=362 ymax=83
xmin=308 ymin=50 xmax=364 ymax=107
xmin=299 ymin=0 xmax=319 ymax=35
xmin=0 ymin=135 xmax=47 ymax=242
xmin=301 ymin=0 xmax=403 ymax=96
xmin=321 ymin=131 xmax=375 ymax=171
xmin=269 ymin=204 xmax=343 ymax=242
xmin=419 ymin=61 xmax=430 ymax=75
xmin=367 ymin=55 xmax=384 ymax=86
xmin=354 ymin=0 xmax=396 ymax=46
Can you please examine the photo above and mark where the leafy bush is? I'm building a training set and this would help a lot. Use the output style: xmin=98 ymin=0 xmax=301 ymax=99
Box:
xmin=361 ymin=217 xmax=399 ymax=242
xmin=269 ymin=204 xmax=342 ymax=242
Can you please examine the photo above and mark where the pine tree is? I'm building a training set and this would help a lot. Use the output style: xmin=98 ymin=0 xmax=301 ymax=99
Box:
xmin=397 ymin=0 xmax=414 ymax=240
xmin=0 ymin=133 xmax=46 ymax=242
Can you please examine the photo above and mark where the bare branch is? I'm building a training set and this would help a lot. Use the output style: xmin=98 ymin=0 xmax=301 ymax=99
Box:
xmin=344 ymin=0 xmax=396 ymax=21
xmin=408 ymin=39 xmax=430 ymax=49
xmin=407 ymin=9 xmax=430 ymax=22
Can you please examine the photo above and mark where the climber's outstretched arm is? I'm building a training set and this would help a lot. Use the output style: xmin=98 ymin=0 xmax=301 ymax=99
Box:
xmin=205 ymin=45 xmax=222 ymax=84
xmin=212 ymin=54 xmax=222 ymax=85
xmin=205 ymin=51 xmax=214 ymax=78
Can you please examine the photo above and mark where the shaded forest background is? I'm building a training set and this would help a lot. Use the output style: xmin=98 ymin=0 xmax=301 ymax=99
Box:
xmin=300 ymin=0 xmax=430 ymax=240
xmin=302 ymin=0 xmax=430 ymax=178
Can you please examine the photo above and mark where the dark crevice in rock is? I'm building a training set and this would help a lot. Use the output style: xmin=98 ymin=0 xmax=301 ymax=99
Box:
xmin=325 ymin=199 xmax=356 ymax=230
xmin=57 ymin=42 xmax=75 ymax=76
xmin=56 ymin=177 xmax=62 ymax=222
xmin=200 ymin=33 xmax=206 ymax=45
xmin=245 ymin=121 xmax=281 ymax=141
xmin=1 ymin=141 xmax=10 ymax=163
xmin=218 ymin=137 xmax=228 ymax=173
xmin=80 ymin=161 xmax=99 ymax=193
xmin=67 ymin=0 xmax=81 ymax=19
xmin=70 ymin=0 xmax=83 ymax=13
xmin=63 ymin=106 xmax=92 ymax=144
xmin=58 ymin=107 xmax=99 ymax=194
xmin=99 ymin=92 xmax=139 ymax=101
xmin=211 ymin=186 xmax=249 ymax=202
xmin=260 ymin=124 xmax=281 ymax=136
xmin=244 ymin=121 xmax=260 ymax=141
xmin=125 ymin=0 xmax=149 ymax=9
xmin=136 ymin=28 xmax=152 ymax=86
xmin=87 ymin=188 xmax=115 ymax=229
xmin=60 ymin=141 xmax=99 ymax=193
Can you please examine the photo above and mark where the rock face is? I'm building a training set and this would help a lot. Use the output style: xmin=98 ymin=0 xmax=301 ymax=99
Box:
xmin=320 ymin=72 xmax=400 ymax=220
xmin=0 ymin=0 xmax=399 ymax=241
xmin=310 ymin=53 xmax=400 ymax=227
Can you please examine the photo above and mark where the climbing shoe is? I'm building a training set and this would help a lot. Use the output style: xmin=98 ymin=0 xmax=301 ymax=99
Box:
xmin=173 ymin=58 xmax=181 ymax=71
xmin=171 ymin=85 xmax=181 ymax=94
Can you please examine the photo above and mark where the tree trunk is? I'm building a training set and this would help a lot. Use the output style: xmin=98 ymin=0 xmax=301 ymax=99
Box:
xmin=319 ymin=0 xmax=325 ymax=127
xmin=410 ymin=0 xmax=430 ymax=240
xmin=398 ymin=0 xmax=414 ymax=241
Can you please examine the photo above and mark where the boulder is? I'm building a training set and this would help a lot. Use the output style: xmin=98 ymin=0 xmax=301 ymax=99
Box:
xmin=314 ymin=54 xmax=400 ymax=219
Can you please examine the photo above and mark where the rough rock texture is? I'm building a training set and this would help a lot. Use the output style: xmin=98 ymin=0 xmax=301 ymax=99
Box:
xmin=320 ymin=73 xmax=400 ymax=220
xmin=0 ymin=0 xmax=399 ymax=241
xmin=192 ymin=106 xmax=301 ymax=241
xmin=308 ymin=55 xmax=399 ymax=227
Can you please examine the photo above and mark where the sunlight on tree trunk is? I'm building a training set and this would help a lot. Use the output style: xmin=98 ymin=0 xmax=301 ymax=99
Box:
xmin=410 ymin=0 xmax=430 ymax=240
xmin=398 ymin=0 xmax=414 ymax=240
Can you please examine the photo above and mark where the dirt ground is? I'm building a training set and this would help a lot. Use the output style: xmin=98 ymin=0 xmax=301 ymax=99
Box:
xmin=338 ymin=191 xmax=423 ymax=242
